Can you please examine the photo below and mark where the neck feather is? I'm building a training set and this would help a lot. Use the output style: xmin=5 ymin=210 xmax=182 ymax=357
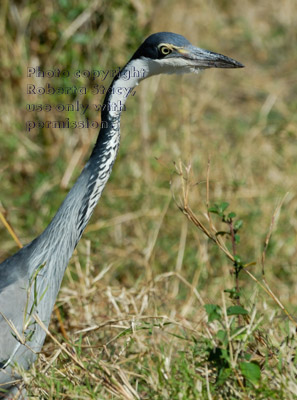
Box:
xmin=37 ymin=59 xmax=146 ymax=269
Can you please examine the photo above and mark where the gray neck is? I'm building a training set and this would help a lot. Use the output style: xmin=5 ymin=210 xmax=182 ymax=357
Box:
xmin=34 ymin=60 xmax=148 ymax=277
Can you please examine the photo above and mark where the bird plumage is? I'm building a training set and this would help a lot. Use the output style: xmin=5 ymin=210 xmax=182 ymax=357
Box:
xmin=0 ymin=32 xmax=243 ymax=397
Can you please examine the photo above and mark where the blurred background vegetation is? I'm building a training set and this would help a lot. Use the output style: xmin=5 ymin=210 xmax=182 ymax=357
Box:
xmin=0 ymin=0 xmax=297 ymax=398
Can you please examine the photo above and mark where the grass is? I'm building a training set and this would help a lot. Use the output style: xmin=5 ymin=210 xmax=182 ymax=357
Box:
xmin=1 ymin=0 xmax=297 ymax=398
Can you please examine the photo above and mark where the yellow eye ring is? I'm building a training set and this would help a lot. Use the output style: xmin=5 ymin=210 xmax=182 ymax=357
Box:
xmin=160 ymin=46 xmax=171 ymax=55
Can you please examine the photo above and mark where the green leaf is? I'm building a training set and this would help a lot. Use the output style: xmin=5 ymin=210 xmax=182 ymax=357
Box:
xmin=204 ymin=304 xmax=222 ymax=322
xmin=240 ymin=362 xmax=261 ymax=385
xmin=208 ymin=206 xmax=219 ymax=214
xmin=235 ymin=234 xmax=240 ymax=244
xmin=234 ymin=219 xmax=243 ymax=231
xmin=228 ymin=212 xmax=236 ymax=219
xmin=220 ymin=202 xmax=229 ymax=212
xmin=227 ymin=306 xmax=248 ymax=316
xmin=217 ymin=329 xmax=228 ymax=344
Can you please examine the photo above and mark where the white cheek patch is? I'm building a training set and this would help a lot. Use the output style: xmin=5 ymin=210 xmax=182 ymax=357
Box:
xmin=153 ymin=57 xmax=202 ymax=75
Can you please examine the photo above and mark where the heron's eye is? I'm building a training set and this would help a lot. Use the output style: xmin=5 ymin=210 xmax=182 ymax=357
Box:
xmin=159 ymin=46 xmax=172 ymax=56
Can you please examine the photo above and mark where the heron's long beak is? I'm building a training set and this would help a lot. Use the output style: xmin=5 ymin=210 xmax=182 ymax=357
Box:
xmin=179 ymin=45 xmax=244 ymax=69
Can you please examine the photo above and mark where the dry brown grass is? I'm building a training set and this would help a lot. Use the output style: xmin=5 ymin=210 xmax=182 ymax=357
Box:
xmin=1 ymin=0 xmax=297 ymax=398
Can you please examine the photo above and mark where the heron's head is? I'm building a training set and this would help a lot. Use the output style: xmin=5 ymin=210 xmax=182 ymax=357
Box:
xmin=129 ymin=32 xmax=243 ymax=78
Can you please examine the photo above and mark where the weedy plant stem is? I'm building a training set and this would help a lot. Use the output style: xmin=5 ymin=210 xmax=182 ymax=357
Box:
xmin=174 ymin=160 xmax=297 ymax=328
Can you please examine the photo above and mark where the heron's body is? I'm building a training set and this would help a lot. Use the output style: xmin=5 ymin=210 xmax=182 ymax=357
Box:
xmin=0 ymin=32 xmax=243 ymax=397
